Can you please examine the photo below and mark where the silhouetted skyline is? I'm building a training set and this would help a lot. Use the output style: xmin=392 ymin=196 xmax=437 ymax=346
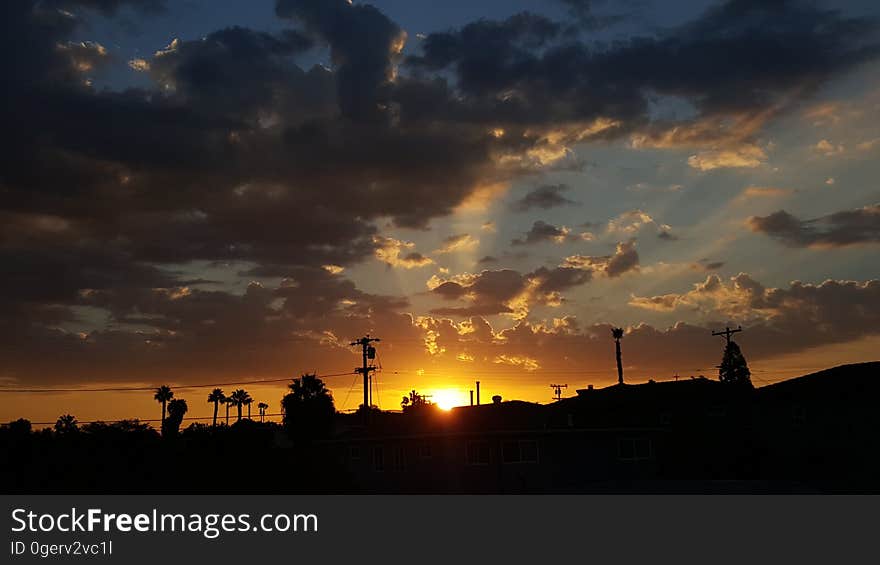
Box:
xmin=4 ymin=362 xmax=878 ymax=493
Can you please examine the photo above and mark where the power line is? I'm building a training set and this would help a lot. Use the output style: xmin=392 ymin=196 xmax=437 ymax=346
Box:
xmin=712 ymin=325 xmax=743 ymax=345
xmin=0 ymin=371 xmax=355 ymax=394
xmin=0 ymin=364 xmax=834 ymax=394
xmin=339 ymin=373 xmax=361 ymax=411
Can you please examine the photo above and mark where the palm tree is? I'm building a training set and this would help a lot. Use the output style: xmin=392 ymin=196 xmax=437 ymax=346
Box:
xmin=611 ymin=327 xmax=625 ymax=385
xmin=245 ymin=397 xmax=254 ymax=420
xmin=229 ymin=389 xmax=252 ymax=422
xmin=154 ymin=385 xmax=174 ymax=433
xmin=258 ymin=402 xmax=268 ymax=423
xmin=207 ymin=388 xmax=225 ymax=427
xmin=225 ymin=397 xmax=234 ymax=425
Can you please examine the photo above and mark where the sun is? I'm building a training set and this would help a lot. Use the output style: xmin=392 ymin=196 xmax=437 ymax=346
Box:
xmin=431 ymin=389 xmax=464 ymax=411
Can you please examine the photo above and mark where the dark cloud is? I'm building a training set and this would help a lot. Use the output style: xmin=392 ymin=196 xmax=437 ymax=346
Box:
xmin=557 ymin=0 xmax=634 ymax=30
xmin=44 ymin=0 xmax=166 ymax=16
xmin=147 ymin=27 xmax=317 ymax=120
xmin=430 ymin=259 xmax=603 ymax=317
xmin=0 ymin=267 xmax=415 ymax=385
xmin=511 ymin=183 xmax=576 ymax=212
xmin=276 ymin=0 xmax=406 ymax=121
xmin=692 ymin=259 xmax=725 ymax=272
xmin=530 ymin=266 xmax=593 ymax=294
xmin=604 ymin=240 xmax=639 ymax=277
xmin=632 ymin=273 xmax=880 ymax=360
xmin=749 ymin=205 xmax=880 ymax=248
xmin=3 ymin=268 xmax=878 ymax=386
xmin=0 ymin=0 xmax=506 ymax=309
xmin=512 ymin=221 xmax=574 ymax=245
xmin=657 ymin=229 xmax=678 ymax=241
xmin=407 ymin=0 xmax=879 ymax=143
xmin=434 ymin=233 xmax=477 ymax=254
xmin=406 ymin=12 xmax=560 ymax=78
xmin=747 ymin=278 xmax=880 ymax=351
xmin=563 ymin=240 xmax=640 ymax=278
xmin=431 ymin=269 xmax=526 ymax=316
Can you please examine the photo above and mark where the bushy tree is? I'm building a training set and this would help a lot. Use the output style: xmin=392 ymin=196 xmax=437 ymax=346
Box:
xmin=163 ymin=398 xmax=188 ymax=436
xmin=282 ymin=374 xmax=334 ymax=439
xmin=54 ymin=414 xmax=79 ymax=435
xmin=400 ymin=389 xmax=433 ymax=413
xmin=719 ymin=341 xmax=752 ymax=387
xmin=5 ymin=418 xmax=32 ymax=436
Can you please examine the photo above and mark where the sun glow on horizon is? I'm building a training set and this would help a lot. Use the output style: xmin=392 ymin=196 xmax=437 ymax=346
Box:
xmin=431 ymin=388 xmax=467 ymax=411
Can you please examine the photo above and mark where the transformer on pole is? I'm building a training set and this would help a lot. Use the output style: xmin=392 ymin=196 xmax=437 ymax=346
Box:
xmin=350 ymin=335 xmax=380 ymax=425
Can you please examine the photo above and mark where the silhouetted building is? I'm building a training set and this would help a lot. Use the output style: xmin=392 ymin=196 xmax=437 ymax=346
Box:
xmin=3 ymin=362 xmax=878 ymax=493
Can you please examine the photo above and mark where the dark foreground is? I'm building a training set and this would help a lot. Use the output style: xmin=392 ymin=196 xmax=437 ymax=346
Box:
xmin=2 ymin=363 xmax=878 ymax=494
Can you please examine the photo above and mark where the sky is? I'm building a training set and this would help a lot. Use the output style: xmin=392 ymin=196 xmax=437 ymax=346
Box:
xmin=2 ymin=0 xmax=880 ymax=424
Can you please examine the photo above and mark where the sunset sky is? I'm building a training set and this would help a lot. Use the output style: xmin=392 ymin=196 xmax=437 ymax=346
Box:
xmin=3 ymin=0 xmax=880 ymax=424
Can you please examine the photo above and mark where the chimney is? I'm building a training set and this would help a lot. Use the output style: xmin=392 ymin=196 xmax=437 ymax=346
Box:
xmin=469 ymin=390 xmax=474 ymax=406
xmin=476 ymin=381 xmax=481 ymax=405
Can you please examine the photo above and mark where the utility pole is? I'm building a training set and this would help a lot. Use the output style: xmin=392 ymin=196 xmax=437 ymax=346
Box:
xmin=712 ymin=325 xmax=742 ymax=345
xmin=612 ymin=327 xmax=624 ymax=385
xmin=550 ymin=384 xmax=568 ymax=401
xmin=350 ymin=335 xmax=380 ymax=425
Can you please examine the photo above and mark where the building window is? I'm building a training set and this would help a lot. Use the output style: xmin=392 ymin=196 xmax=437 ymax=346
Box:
xmin=373 ymin=446 xmax=384 ymax=472
xmin=418 ymin=444 xmax=432 ymax=459
xmin=502 ymin=440 xmax=539 ymax=464
xmin=618 ymin=438 xmax=652 ymax=461
xmin=466 ymin=441 xmax=490 ymax=466
xmin=392 ymin=446 xmax=407 ymax=472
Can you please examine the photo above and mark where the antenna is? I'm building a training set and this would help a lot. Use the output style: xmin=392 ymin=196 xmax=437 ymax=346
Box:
xmin=550 ymin=383 xmax=568 ymax=402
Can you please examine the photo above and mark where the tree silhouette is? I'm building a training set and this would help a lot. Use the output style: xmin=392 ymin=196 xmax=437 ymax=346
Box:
xmin=245 ymin=397 xmax=254 ymax=420
xmin=225 ymin=397 xmax=234 ymax=425
xmin=611 ymin=327 xmax=625 ymax=385
xmin=401 ymin=389 xmax=433 ymax=413
xmin=719 ymin=341 xmax=752 ymax=387
xmin=6 ymin=418 xmax=32 ymax=436
xmin=229 ymin=389 xmax=252 ymax=422
xmin=164 ymin=398 xmax=188 ymax=436
xmin=281 ymin=374 xmax=334 ymax=439
xmin=207 ymin=388 xmax=225 ymax=427
xmin=154 ymin=385 xmax=174 ymax=434
xmin=54 ymin=414 xmax=78 ymax=435
xmin=258 ymin=402 xmax=269 ymax=423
